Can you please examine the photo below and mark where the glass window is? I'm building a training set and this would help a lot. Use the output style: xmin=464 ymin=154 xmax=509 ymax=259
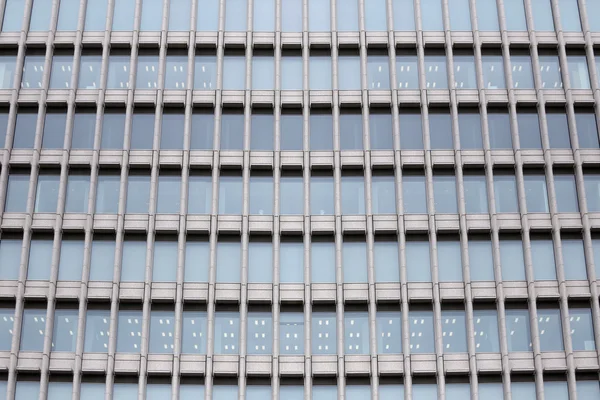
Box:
xmin=562 ymin=238 xmax=587 ymax=280
xmin=312 ymin=312 xmax=336 ymax=354
xmin=34 ymin=172 xmax=60 ymax=213
xmin=169 ymin=0 xmax=191 ymax=31
xmin=216 ymin=239 xmax=241 ymax=283
xmin=280 ymin=240 xmax=303 ymax=283
xmin=29 ymin=0 xmax=52 ymax=31
xmin=21 ymin=54 xmax=45 ymax=90
xmin=27 ymin=237 xmax=53 ymax=280
xmin=49 ymin=55 xmax=73 ymax=89
xmin=437 ymin=239 xmax=463 ymax=282
xmin=218 ymin=174 xmax=243 ymax=214
xmin=578 ymin=381 xmax=600 ymax=400
xmin=372 ymin=174 xmax=396 ymax=214
xmin=376 ymin=311 xmax=401 ymax=354
xmin=554 ymin=173 xmax=579 ymax=212
xmin=403 ymin=173 xmax=427 ymax=213
xmin=249 ymin=175 xmax=273 ymax=215
xmin=504 ymin=0 xmax=527 ymax=31
xmin=51 ymin=308 xmax=78 ymax=351
xmin=512 ymin=382 xmax=536 ymax=398
xmin=446 ymin=384 xmax=470 ymax=398
xmin=538 ymin=308 xmax=564 ymax=351
xmin=366 ymin=55 xmax=389 ymax=89
xmin=13 ymin=111 xmax=37 ymax=149
xmin=65 ymin=172 xmax=90 ymax=213
xmin=121 ymin=237 xmax=147 ymax=282
xmin=313 ymin=386 xmax=338 ymax=400
xmin=397 ymin=53 xmax=419 ymax=89
xmin=15 ymin=381 xmax=40 ymax=398
xmin=5 ymin=172 xmax=30 ymax=212
xmin=337 ymin=0 xmax=358 ymax=31
xmin=524 ymin=173 xmax=549 ymax=213
xmin=188 ymin=173 xmax=212 ymax=215
xmin=506 ymin=308 xmax=532 ymax=351
xmin=469 ymin=237 xmax=494 ymax=281
xmin=247 ymin=312 xmax=273 ymax=354
xmin=280 ymin=175 xmax=303 ymax=215
xmin=83 ymin=309 xmax=110 ymax=352
xmin=140 ymin=0 xmax=162 ymax=31
xmin=370 ymin=112 xmax=393 ymax=150
xmin=149 ymin=311 xmax=175 ymax=353
xmin=511 ymin=54 xmax=535 ymax=89
xmin=213 ymin=386 xmax=239 ymax=400
xmin=58 ymin=237 xmax=84 ymax=281
xmin=79 ymin=55 xmax=102 ymax=89
xmin=220 ymin=111 xmax=244 ymax=150
xmin=254 ymin=0 xmax=274 ymax=31
xmin=157 ymin=173 xmax=181 ymax=213
xmin=0 ymin=307 xmax=14 ymax=351
xmin=165 ymin=55 xmax=188 ymax=90
xmin=531 ymin=238 xmax=557 ymax=280
xmin=107 ymin=54 xmax=131 ymax=89
xmin=0 ymin=55 xmax=16 ymax=89
xmin=281 ymin=113 xmax=303 ymax=150
xmin=225 ymin=0 xmax=247 ymax=30
xmin=477 ymin=0 xmax=500 ymax=30
xmin=449 ymin=0 xmax=472 ymax=30
xmin=339 ymin=112 xmax=362 ymax=150
xmin=342 ymin=239 xmax=367 ymax=283
xmin=247 ymin=386 xmax=272 ymax=400
xmin=147 ymin=384 xmax=172 ymax=400
xmin=540 ymin=55 xmax=563 ymax=90
xmin=20 ymin=308 xmax=46 ymax=350
xmin=310 ymin=54 xmax=332 ymax=90
xmin=531 ymin=0 xmax=554 ymax=30
xmin=569 ymin=308 xmax=595 ymax=351
xmin=346 ymin=385 xmax=370 ymax=400
xmin=113 ymin=383 xmax=138 ymax=398
xmin=89 ymin=236 xmax=116 ymax=281
xmin=341 ymin=176 xmax=365 ymax=215
xmin=374 ymin=239 xmax=399 ymax=283
xmin=136 ymin=55 xmax=160 ymax=89
xmin=101 ymin=110 xmax=125 ymax=149
xmin=459 ymin=111 xmax=482 ymax=149
xmin=309 ymin=0 xmax=330 ymax=31
xmin=214 ymin=312 xmax=240 ymax=354
xmin=191 ymin=111 xmax=214 ymax=149
xmin=488 ymin=111 xmax=513 ymax=149
xmin=194 ymin=55 xmax=217 ymax=90
xmin=197 ymin=0 xmax=218 ymax=30
xmin=250 ymin=112 xmax=274 ymax=150
xmin=252 ymin=55 xmax=275 ymax=90
xmin=425 ymin=55 xmax=448 ymax=89
xmin=365 ymin=0 xmax=387 ymax=30
xmin=311 ymin=174 xmax=334 ymax=215
xmin=338 ymin=55 xmax=360 ymax=90
xmin=48 ymin=381 xmax=72 ymax=398
xmin=153 ymin=239 xmax=177 ymax=282
xmin=568 ymin=55 xmax=590 ymax=89
xmin=494 ymin=173 xmax=519 ymax=213
xmin=433 ymin=173 xmax=458 ymax=213
xmin=454 ymin=55 xmax=477 ymax=89
xmin=585 ymin=174 xmax=600 ymax=212
xmin=442 ymin=310 xmax=467 ymax=352
xmin=181 ymin=311 xmax=207 ymax=353
xmin=380 ymin=384 xmax=404 ymax=400
xmin=280 ymin=312 xmax=304 ymax=354
xmin=575 ymin=111 xmax=599 ymax=149
xmin=0 ymin=235 xmax=22 ymax=280
xmin=464 ymin=174 xmax=488 ymax=214
xmin=518 ymin=109 xmax=542 ymax=149
xmin=500 ymin=238 xmax=526 ymax=281
xmin=248 ymin=240 xmax=273 ymax=283
xmin=2 ymin=0 xmax=26 ymax=32
xmin=473 ymin=309 xmax=500 ymax=352
xmin=393 ymin=0 xmax=415 ymax=30
xmin=409 ymin=310 xmax=434 ymax=353
xmin=429 ymin=111 xmax=453 ymax=149
xmin=126 ymin=173 xmax=151 ymax=213
xmin=559 ymin=0 xmax=582 ymax=31
xmin=544 ymin=381 xmax=569 ymax=400
xmin=312 ymin=239 xmax=335 ymax=283
xmin=420 ymin=0 xmax=443 ymax=30
xmin=406 ymin=238 xmax=431 ymax=282
xmin=482 ymin=55 xmax=506 ymax=89
xmin=72 ymin=111 xmax=96 ymax=149
xmin=281 ymin=55 xmax=303 ymax=90
xmin=184 ymin=238 xmax=209 ymax=282
xmin=112 ymin=0 xmax=135 ymax=31
xmin=116 ymin=309 xmax=143 ymax=352
xmin=84 ymin=0 xmax=107 ymax=30
xmin=282 ymin=0 xmax=302 ymax=32
xmin=280 ymin=386 xmax=303 ymax=400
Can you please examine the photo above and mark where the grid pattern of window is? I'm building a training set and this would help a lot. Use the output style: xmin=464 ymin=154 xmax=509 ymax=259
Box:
xmin=1 ymin=0 xmax=600 ymax=399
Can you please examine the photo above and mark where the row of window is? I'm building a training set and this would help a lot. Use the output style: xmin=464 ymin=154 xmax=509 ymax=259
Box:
xmin=1 ymin=106 xmax=598 ymax=152
xmin=0 ymin=304 xmax=594 ymax=355
xmin=4 ymin=50 xmax=600 ymax=92
xmin=1 ymin=229 xmax=600 ymax=283
xmin=4 ymin=0 xmax=600 ymax=34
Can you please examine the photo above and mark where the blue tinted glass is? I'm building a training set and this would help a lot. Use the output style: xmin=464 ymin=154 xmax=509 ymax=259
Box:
xmin=85 ymin=0 xmax=108 ymax=31
xmin=2 ymin=0 xmax=26 ymax=32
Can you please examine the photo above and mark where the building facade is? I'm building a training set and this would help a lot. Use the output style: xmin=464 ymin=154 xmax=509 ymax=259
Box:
xmin=0 ymin=0 xmax=600 ymax=398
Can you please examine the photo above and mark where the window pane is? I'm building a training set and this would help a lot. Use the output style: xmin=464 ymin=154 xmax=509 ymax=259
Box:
xmin=83 ymin=309 xmax=110 ymax=352
xmin=165 ymin=56 xmax=188 ymax=90
xmin=216 ymin=240 xmax=241 ymax=283
xmin=506 ymin=309 xmax=532 ymax=351
xmin=380 ymin=384 xmax=404 ymax=400
xmin=214 ymin=312 xmax=240 ymax=354
xmin=282 ymin=0 xmax=302 ymax=32
xmin=27 ymin=238 xmax=53 ymax=280
xmin=250 ymin=113 xmax=274 ymax=150
xmin=280 ymin=312 xmax=304 ymax=354
xmin=58 ymin=238 xmax=84 ymax=281
xmin=337 ymin=0 xmax=359 ymax=31
xmin=280 ymin=386 xmax=303 ymax=400
xmin=538 ymin=308 xmax=564 ymax=351
xmin=252 ymin=55 xmax=275 ymax=90
xmin=512 ymin=382 xmax=536 ymax=398
xmin=181 ymin=311 xmax=207 ymax=353
xmin=121 ymin=238 xmax=146 ymax=282
xmin=311 ymin=175 xmax=334 ymax=215
xmin=0 ymin=55 xmax=16 ymax=89
xmin=544 ymin=382 xmax=569 ymax=400
xmin=247 ymin=312 xmax=273 ymax=354
xmin=184 ymin=239 xmax=209 ymax=282
xmin=194 ymin=56 xmax=217 ymax=90
xmin=225 ymin=0 xmax=247 ymax=30
xmin=578 ymin=381 xmax=600 ymax=400
xmin=446 ymin=384 xmax=470 ymax=398
xmin=449 ymin=0 xmax=472 ymax=30
xmin=409 ymin=311 xmax=434 ymax=353
xmin=341 ymin=176 xmax=365 ymax=215
xmin=96 ymin=174 xmax=120 ymax=214
xmin=136 ymin=55 xmax=160 ymax=89
xmin=464 ymin=175 xmax=488 ymax=213
xmin=6 ymin=173 xmax=30 ymax=212
xmin=555 ymin=174 xmax=579 ymax=212
xmin=469 ymin=238 xmax=494 ymax=281
xmin=473 ymin=309 xmax=500 ymax=352
xmin=531 ymin=0 xmax=554 ymax=30
xmin=575 ymin=111 xmax=599 ymax=149
xmin=396 ymin=54 xmax=419 ymax=89
xmin=72 ymin=111 xmax=96 ymax=149
xmin=433 ymin=174 xmax=458 ymax=213
xmin=48 ymin=381 xmax=72 ymax=398
xmin=280 ymin=241 xmax=303 ymax=283
xmin=141 ymin=0 xmax=163 ymax=31
xmin=20 ymin=309 xmax=46 ymax=350
xmin=112 ymin=0 xmax=135 ymax=31
xmin=0 ymin=308 xmax=13 ymax=351
xmin=218 ymin=175 xmax=243 ymax=214
xmin=312 ymin=240 xmax=335 ymax=283
xmin=14 ymin=110 xmax=38 ymax=149
xmin=313 ymin=386 xmax=337 ymax=400
xmin=438 ymin=240 xmax=462 ymax=282
xmin=15 ymin=381 xmax=40 ymax=398
xmin=342 ymin=240 xmax=367 ymax=283
xmin=372 ymin=175 xmax=396 ymax=214
xmin=280 ymin=175 xmax=303 ymax=215
xmin=531 ymin=238 xmax=556 ymax=280
xmin=49 ymin=55 xmax=73 ymax=89
xmin=459 ymin=111 xmax=482 ymax=149
xmin=367 ymin=55 xmax=390 ymax=89
xmin=312 ymin=312 xmax=336 ymax=354
xmin=346 ymin=386 xmax=370 ymax=400
xmin=147 ymin=384 xmax=171 ymax=400
xmin=377 ymin=311 xmax=401 ymax=353
xmin=365 ymin=0 xmax=387 ymax=30
xmin=442 ymin=310 xmax=467 ymax=352
xmin=113 ymin=383 xmax=137 ymax=398
xmin=585 ymin=174 xmax=600 ymax=212
xmin=375 ymin=241 xmax=399 ymax=283
xmin=547 ymin=111 xmax=571 ymax=147
xmin=220 ymin=112 xmax=244 ymax=149
xmin=149 ymin=311 xmax=174 ymax=353
xmin=454 ymin=55 xmax=477 ymax=88
xmin=421 ymin=0 xmax=443 ymax=30
xmin=488 ymin=111 xmax=512 ymax=149
xmin=52 ymin=309 xmax=78 ymax=351
xmin=117 ymin=309 xmax=143 ymax=352
xmin=29 ymin=0 xmax=52 ymax=31
xmin=84 ymin=0 xmax=108 ymax=30
xmin=310 ymin=55 xmax=332 ymax=90
xmin=197 ymin=0 xmax=218 ymax=30
xmin=425 ymin=56 xmax=448 ymax=89
xmin=247 ymin=386 xmax=272 ymax=400
xmin=393 ymin=0 xmax=415 ymax=30
xmin=568 ymin=56 xmax=590 ymax=89
xmin=482 ymin=55 xmax=506 ymax=89
xmin=254 ymin=0 xmax=274 ymax=31
xmin=500 ymin=239 xmax=526 ymax=280
xmin=477 ymin=0 xmax=500 ymax=30
xmin=518 ymin=110 xmax=542 ymax=149
xmin=403 ymin=174 xmax=427 ymax=213
xmin=340 ymin=113 xmax=362 ymax=150
xmin=65 ymin=173 xmax=90 ymax=213
xmin=429 ymin=111 xmax=453 ymax=149
xmin=559 ymin=0 xmax=582 ymax=31
xmin=157 ymin=174 xmax=181 ymax=213
xmin=248 ymin=241 xmax=273 ymax=283
xmin=370 ymin=112 xmax=393 ymax=150
xmin=540 ymin=56 xmax=563 ymax=89
xmin=188 ymin=174 xmax=212 ymax=215
xmin=79 ymin=55 xmax=102 ymax=89
xmin=570 ymin=308 xmax=595 ymax=351
xmin=562 ymin=238 xmax=587 ymax=280
xmin=191 ymin=112 xmax=214 ymax=149
xmin=89 ymin=238 xmax=115 ymax=281
xmin=494 ymin=174 xmax=519 ymax=213
xmin=107 ymin=55 xmax=131 ymax=89
xmin=281 ymin=56 xmax=303 ymax=90
xmin=2 ymin=0 xmax=26 ymax=32
xmin=126 ymin=174 xmax=151 ymax=213
xmin=153 ymin=240 xmax=177 ymax=282
xmin=524 ymin=174 xmax=549 ymax=213
xmin=169 ymin=0 xmax=191 ymax=31
xmin=309 ymin=0 xmax=330 ymax=31
xmin=406 ymin=239 xmax=431 ymax=282
xmin=101 ymin=111 xmax=125 ymax=149
xmin=34 ymin=173 xmax=60 ymax=213
xmin=0 ymin=237 xmax=22 ymax=280
xmin=504 ymin=0 xmax=527 ymax=30
xmin=511 ymin=55 xmax=535 ymax=89
xmin=281 ymin=113 xmax=303 ymax=150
